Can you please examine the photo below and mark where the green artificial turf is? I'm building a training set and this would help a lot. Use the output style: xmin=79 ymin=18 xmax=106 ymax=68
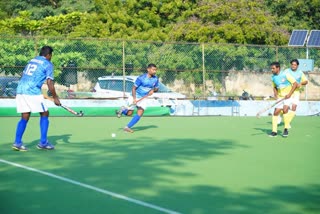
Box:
xmin=0 ymin=116 xmax=320 ymax=214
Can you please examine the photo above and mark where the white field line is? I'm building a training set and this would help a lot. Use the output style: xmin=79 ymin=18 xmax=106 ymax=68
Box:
xmin=0 ymin=159 xmax=181 ymax=214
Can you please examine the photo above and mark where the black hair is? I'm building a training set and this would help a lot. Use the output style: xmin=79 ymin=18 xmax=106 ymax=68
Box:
xmin=270 ymin=61 xmax=280 ymax=68
xmin=290 ymin=59 xmax=299 ymax=65
xmin=39 ymin=46 xmax=53 ymax=56
xmin=147 ymin=63 xmax=157 ymax=68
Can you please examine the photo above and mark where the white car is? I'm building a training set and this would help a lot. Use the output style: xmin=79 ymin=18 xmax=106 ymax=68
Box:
xmin=92 ymin=75 xmax=186 ymax=99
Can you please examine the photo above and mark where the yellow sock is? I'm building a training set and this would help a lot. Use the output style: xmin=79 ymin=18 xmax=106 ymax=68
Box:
xmin=287 ymin=110 xmax=296 ymax=125
xmin=272 ymin=116 xmax=278 ymax=132
xmin=283 ymin=113 xmax=291 ymax=129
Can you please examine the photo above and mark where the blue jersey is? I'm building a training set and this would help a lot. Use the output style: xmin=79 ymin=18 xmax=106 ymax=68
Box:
xmin=17 ymin=56 xmax=54 ymax=95
xmin=134 ymin=73 xmax=159 ymax=98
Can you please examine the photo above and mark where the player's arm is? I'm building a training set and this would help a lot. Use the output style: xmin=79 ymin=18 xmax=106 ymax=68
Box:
xmin=132 ymin=76 xmax=143 ymax=102
xmin=285 ymin=74 xmax=298 ymax=99
xmin=272 ymin=82 xmax=278 ymax=99
xmin=148 ymin=86 xmax=159 ymax=96
xmin=47 ymin=78 xmax=61 ymax=106
xmin=132 ymin=85 xmax=137 ymax=102
xmin=150 ymin=79 xmax=160 ymax=94
xmin=300 ymin=73 xmax=308 ymax=86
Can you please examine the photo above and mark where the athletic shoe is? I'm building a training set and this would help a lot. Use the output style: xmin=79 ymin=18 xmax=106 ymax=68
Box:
xmin=282 ymin=129 xmax=289 ymax=137
xmin=124 ymin=127 xmax=134 ymax=133
xmin=12 ymin=143 xmax=28 ymax=151
xmin=268 ymin=132 xmax=277 ymax=137
xmin=37 ymin=141 xmax=55 ymax=150
xmin=116 ymin=106 xmax=125 ymax=118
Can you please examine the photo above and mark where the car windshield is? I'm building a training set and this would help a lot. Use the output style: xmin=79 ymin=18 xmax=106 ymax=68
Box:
xmin=6 ymin=81 xmax=19 ymax=88
xmin=0 ymin=77 xmax=20 ymax=87
xmin=0 ymin=77 xmax=20 ymax=96
xmin=98 ymin=79 xmax=134 ymax=92
xmin=98 ymin=79 xmax=172 ymax=93
xmin=158 ymin=82 xmax=172 ymax=93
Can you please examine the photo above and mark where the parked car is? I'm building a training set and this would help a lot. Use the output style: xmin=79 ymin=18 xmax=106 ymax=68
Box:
xmin=92 ymin=75 xmax=186 ymax=99
xmin=0 ymin=76 xmax=20 ymax=97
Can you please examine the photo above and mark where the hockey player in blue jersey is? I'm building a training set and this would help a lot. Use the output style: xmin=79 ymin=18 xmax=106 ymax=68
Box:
xmin=117 ymin=64 xmax=159 ymax=133
xmin=12 ymin=46 xmax=61 ymax=151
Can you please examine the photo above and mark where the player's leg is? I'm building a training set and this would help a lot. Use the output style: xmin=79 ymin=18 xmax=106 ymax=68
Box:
xmin=37 ymin=110 xmax=54 ymax=150
xmin=124 ymin=108 xmax=144 ymax=133
xmin=25 ymin=95 xmax=54 ymax=150
xmin=116 ymin=106 xmax=129 ymax=117
xmin=287 ymin=94 xmax=299 ymax=127
xmin=117 ymin=108 xmax=134 ymax=116
xmin=270 ymin=107 xmax=282 ymax=137
xmin=13 ymin=112 xmax=30 ymax=151
xmin=117 ymin=96 xmax=134 ymax=117
xmin=117 ymin=107 xmax=134 ymax=117
xmin=278 ymin=110 xmax=283 ymax=124
xmin=282 ymin=99 xmax=292 ymax=137
xmin=13 ymin=95 xmax=31 ymax=151
xmin=124 ymin=99 xmax=147 ymax=133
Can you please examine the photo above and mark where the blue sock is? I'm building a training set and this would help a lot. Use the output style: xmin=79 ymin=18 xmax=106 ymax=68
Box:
xmin=122 ymin=109 xmax=128 ymax=115
xmin=40 ymin=116 xmax=49 ymax=144
xmin=127 ymin=115 xmax=141 ymax=128
xmin=15 ymin=119 xmax=28 ymax=144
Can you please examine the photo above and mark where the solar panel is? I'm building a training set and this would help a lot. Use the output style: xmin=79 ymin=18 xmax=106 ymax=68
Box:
xmin=288 ymin=30 xmax=308 ymax=46
xmin=307 ymin=30 xmax=320 ymax=47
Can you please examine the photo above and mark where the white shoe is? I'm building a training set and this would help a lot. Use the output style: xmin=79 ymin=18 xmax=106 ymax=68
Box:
xmin=116 ymin=106 xmax=125 ymax=118
xmin=124 ymin=127 xmax=134 ymax=133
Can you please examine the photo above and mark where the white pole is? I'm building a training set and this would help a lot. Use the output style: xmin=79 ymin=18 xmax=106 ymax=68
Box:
xmin=202 ymin=43 xmax=206 ymax=97
xmin=122 ymin=41 xmax=126 ymax=98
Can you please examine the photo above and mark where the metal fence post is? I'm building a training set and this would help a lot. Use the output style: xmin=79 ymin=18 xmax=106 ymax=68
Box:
xmin=202 ymin=43 xmax=206 ymax=97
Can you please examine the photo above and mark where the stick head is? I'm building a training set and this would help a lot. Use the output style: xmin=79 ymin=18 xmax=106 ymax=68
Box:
xmin=78 ymin=111 xmax=84 ymax=117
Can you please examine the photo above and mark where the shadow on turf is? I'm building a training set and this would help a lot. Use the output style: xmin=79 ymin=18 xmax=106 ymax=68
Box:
xmin=253 ymin=127 xmax=271 ymax=135
xmin=156 ymin=184 xmax=320 ymax=213
xmin=27 ymin=134 xmax=73 ymax=147
xmin=116 ymin=125 xmax=158 ymax=132
xmin=254 ymin=126 xmax=287 ymax=137
xmin=4 ymin=133 xmax=319 ymax=213
xmin=132 ymin=125 xmax=158 ymax=132
xmin=3 ymin=137 xmax=319 ymax=214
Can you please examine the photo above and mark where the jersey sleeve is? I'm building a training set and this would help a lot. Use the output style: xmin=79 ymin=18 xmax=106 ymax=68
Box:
xmin=154 ymin=78 xmax=159 ymax=89
xmin=134 ymin=76 xmax=142 ymax=88
xmin=45 ymin=62 xmax=54 ymax=80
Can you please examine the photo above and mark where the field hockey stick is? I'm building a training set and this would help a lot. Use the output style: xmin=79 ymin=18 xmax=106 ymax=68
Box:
xmin=256 ymin=98 xmax=285 ymax=118
xmin=60 ymin=104 xmax=84 ymax=117
xmin=44 ymin=95 xmax=84 ymax=117
xmin=126 ymin=95 xmax=149 ymax=109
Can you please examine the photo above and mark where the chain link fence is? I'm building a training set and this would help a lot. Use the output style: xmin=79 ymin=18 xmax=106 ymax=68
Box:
xmin=0 ymin=36 xmax=319 ymax=99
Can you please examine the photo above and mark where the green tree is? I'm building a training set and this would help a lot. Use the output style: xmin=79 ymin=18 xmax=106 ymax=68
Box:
xmin=265 ymin=0 xmax=320 ymax=30
xmin=168 ymin=0 xmax=288 ymax=45
xmin=0 ymin=0 xmax=319 ymax=45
